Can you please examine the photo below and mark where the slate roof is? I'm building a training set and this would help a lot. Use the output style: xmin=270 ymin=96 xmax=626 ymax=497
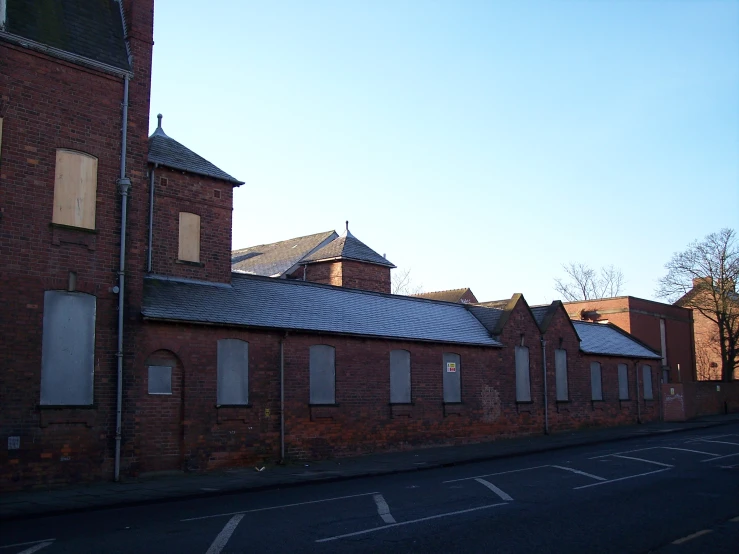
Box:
xmin=474 ymin=299 xmax=510 ymax=309
xmin=573 ymin=321 xmax=661 ymax=359
xmin=148 ymin=117 xmax=244 ymax=185
xmin=142 ymin=273 xmax=501 ymax=347
xmin=414 ymin=288 xmax=477 ymax=303
xmin=302 ymin=228 xmax=395 ymax=268
xmin=232 ymin=231 xmax=338 ymax=277
xmin=4 ymin=0 xmax=130 ymax=71
xmin=466 ymin=305 xmax=506 ymax=335
xmin=529 ymin=306 xmax=550 ymax=327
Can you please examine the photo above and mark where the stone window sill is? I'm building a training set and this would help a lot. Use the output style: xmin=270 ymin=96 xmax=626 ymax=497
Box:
xmin=176 ymin=259 xmax=205 ymax=267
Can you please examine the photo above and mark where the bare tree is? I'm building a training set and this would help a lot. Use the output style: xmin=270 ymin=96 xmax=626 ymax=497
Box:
xmin=392 ymin=268 xmax=423 ymax=296
xmin=554 ymin=263 xmax=624 ymax=301
xmin=656 ymin=228 xmax=739 ymax=382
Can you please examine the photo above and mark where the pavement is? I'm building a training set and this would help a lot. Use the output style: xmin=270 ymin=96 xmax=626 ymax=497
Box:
xmin=3 ymin=413 xmax=739 ymax=522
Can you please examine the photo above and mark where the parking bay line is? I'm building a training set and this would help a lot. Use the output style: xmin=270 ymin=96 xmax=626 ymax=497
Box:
xmin=550 ymin=465 xmax=606 ymax=481
xmin=574 ymin=468 xmax=671 ymax=490
xmin=589 ymin=447 xmax=658 ymax=460
xmin=659 ymin=446 xmax=720 ymax=456
xmin=700 ymin=452 xmax=739 ymax=463
xmin=696 ymin=439 xmax=739 ymax=447
xmin=0 ymin=540 xmax=55 ymax=551
xmin=181 ymin=491 xmax=381 ymax=521
xmin=443 ymin=465 xmax=550 ymax=483
xmin=474 ymin=478 xmax=513 ymax=501
xmin=16 ymin=544 xmax=53 ymax=554
xmin=373 ymin=494 xmax=396 ymax=524
xmin=611 ymin=455 xmax=674 ymax=468
xmin=205 ymin=514 xmax=244 ymax=554
xmin=315 ymin=502 xmax=508 ymax=543
xmin=672 ymin=529 xmax=712 ymax=545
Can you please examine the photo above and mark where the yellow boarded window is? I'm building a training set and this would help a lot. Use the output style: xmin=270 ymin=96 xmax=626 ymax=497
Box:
xmin=52 ymin=150 xmax=98 ymax=229
xmin=178 ymin=212 xmax=201 ymax=262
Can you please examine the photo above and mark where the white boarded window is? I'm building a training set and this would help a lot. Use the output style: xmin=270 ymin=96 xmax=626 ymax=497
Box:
xmin=515 ymin=346 xmax=531 ymax=402
xmin=555 ymin=349 xmax=568 ymax=401
xmin=52 ymin=150 xmax=98 ymax=229
xmin=618 ymin=363 xmax=629 ymax=400
xmin=178 ymin=212 xmax=201 ymax=262
xmin=591 ymin=362 xmax=603 ymax=400
xmin=217 ymin=339 xmax=249 ymax=405
xmin=148 ymin=365 xmax=172 ymax=395
xmin=40 ymin=291 xmax=95 ymax=405
xmin=310 ymin=345 xmax=335 ymax=404
xmin=659 ymin=319 xmax=667 ymax=367
xmin=642 ymin=365 xmax=654 ymax=400
xmin=390 ymin=349 xmax=411 ymax=404
xmin=442 ymin=352 xmax=461 ymax=403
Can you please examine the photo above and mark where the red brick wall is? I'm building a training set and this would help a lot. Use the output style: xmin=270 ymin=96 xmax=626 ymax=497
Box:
xmin=564 ymin=297 xmax=696 ymax=383
xmin=0 ymin=0 xmax=153 ymax=491
xmin=121 ymin=297 xmax=661 ymax=476
xmin=149 ymin=167 xmax=234 ymax=284
xmin=684 ymin=381 xmax=739 ymax=417
xmin=304 ymin=259 xmax=391 ymax=293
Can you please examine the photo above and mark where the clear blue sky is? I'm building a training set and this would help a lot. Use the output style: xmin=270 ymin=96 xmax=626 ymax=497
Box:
xmin=149 ymin=0 xmax=739 ymax=304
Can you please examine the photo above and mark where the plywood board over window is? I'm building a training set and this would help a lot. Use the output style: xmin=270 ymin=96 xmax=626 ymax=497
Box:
xmin=53 ymin=149 xmax=98 ymax=229
xmin=178 ymin=212 xmax=201 ymax=262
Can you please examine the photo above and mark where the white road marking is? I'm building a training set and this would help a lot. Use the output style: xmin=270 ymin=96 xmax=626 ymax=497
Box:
xmin=700 ymin=452 xmax=739 ymax=463
xmin=205 ymin=514 xmax=244 ymax=554
xmin=443 ymin=465 xmax=550 ymax=483
xmin=697 ymin=439 xmax=739 ymax=447
xmin=612 ymin=455 xmax=674 ymax=468
xmin=730 ymin=515 xmax=739 ymax=523
xmin=182 ymin=491 xmax=381 ymax=521
xmin=315 ymin=502 xmax=507 ymax=543
xmin=660 ymin=446 xmax=719 ymax=456
xmin=16 ymin=543 xmax=52 ymax=554
xmin=574 ymin=468 xmax=671 ymax=490
xmin=0 ymin=540 xmax=55 ymax=550
xmin=550 ymin=465 xmax=606 ymax=481
xmin=474 ymin=478 xmax=513 ymax=501
xmin=672 ymin=529 xmax=712 ymax=545
xmin=589 ymin=447 xmax=657 ymax=459
xmin=373 ymin=494 xmax=396 ymax=524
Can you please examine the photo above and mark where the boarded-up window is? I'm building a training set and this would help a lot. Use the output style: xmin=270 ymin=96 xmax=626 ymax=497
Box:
xmin=217 ymin=339 xmax=249 ymax=405
xmin=642 ymin=365 xmax=653 ymax=400
xmin=659 ymin=319 xmax=667 ymax=367
xmin=443 ymin=352 xmax=461 ymax=403
xmin=40 ymin=291 xmax=95 ymax=405
xmin=555 ymin=348 xmax=568 ymax=401
xmin=178 ymin=212 xmax=201 ymax=262
xmin=515 ymin=346 xmax=531 ymax=402
xmin=310 ymin=345 xmax=335 ymax=404
xmin=0 ymin=118 xmax=3 ymax=165
xmin=591 ymin=362 xmax=603 ymax=400
xmin=52 ymin=150 xmax=98 ymax=229
xmin=618 ymin=363 xmax=629 ymax=400
xmin=390 ymin=349 xmax=411 ymax=404
xmin=148 ymin=365 xmax=172 ymax=394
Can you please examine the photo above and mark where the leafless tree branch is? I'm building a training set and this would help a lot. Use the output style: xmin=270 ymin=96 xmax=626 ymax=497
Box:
xmin=553 ymin=262 xmax=625 ymax=302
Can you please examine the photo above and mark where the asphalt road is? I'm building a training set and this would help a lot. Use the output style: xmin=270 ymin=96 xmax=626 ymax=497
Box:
xmin=2 ymin=424 xmax=738 ymax=554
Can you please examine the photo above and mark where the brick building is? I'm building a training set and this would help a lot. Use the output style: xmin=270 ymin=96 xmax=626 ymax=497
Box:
xmin=1 ymin=0 xmax=672 ymax=491
xmin=413 ymin=288 xmax=479 ymax=304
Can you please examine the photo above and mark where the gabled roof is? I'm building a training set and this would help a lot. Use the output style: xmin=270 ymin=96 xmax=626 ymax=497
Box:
xmin=468 ymin=295 xmax=525 ymax=336
xmin=413 ymin=288 xmax=477 ymax=303
xmin=302 ymin=226 xmax=395 ymax=268
xmin=530 ymin=301 xmax=580 ymax=337
xmin=148 ymin=116 xmax=244 ymax=185
xmin=573 ymin=321 xmax=661 ymax=359
xmin=474 ymin=299 xmax=510 ymax=309
xmin=3 ymin=0 xmax=131 ymax=72
xmin=231 ymin=231 xmax=338 ymax=277
xmin=142 ymin=273 xmax=501 ymax=347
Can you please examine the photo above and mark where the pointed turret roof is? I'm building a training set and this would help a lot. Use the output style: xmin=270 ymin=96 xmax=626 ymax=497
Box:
xmin=302 ymin=222 xmax=395 ymax=268
xmin=148 ymin=114 xmax=244 ymax=185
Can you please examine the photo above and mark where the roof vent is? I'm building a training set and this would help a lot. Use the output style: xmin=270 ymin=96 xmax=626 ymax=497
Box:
xmin=152 ymin=113 xmax=168 ymax=137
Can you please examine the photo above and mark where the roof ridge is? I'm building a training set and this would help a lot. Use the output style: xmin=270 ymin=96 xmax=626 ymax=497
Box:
xmin=231 ymin=230 xmax=336 ymax=254
xmin=414 ymin=287 xmax=468 ymax=295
